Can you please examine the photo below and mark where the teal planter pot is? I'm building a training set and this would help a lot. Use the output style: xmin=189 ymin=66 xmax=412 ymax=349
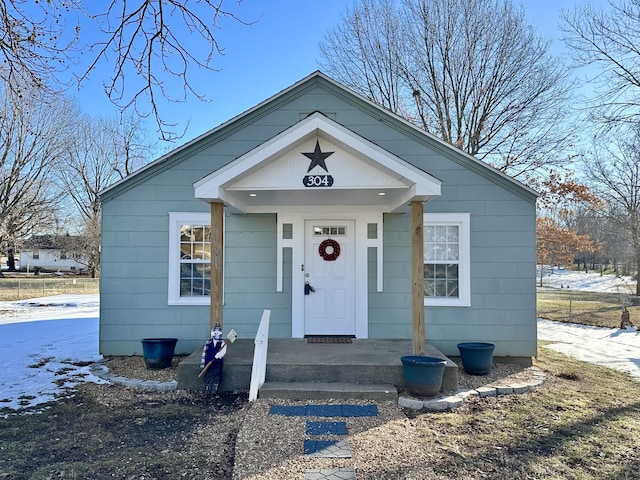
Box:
xmin=401 ymin=355 xmax=447 ymax=397
xmin=141 ymin=338 xmax=178 ymax=369
xmin=457 ymin=342 xmax=495 ymax=375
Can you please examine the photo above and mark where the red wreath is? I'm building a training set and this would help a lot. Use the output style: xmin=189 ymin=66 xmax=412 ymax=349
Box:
xmin=318 ymin=238 xmax=341 ymax=261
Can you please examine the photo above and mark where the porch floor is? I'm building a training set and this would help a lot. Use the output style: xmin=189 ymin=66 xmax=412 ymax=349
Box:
xmin=177 ymin=339 xmax=458 ymax=400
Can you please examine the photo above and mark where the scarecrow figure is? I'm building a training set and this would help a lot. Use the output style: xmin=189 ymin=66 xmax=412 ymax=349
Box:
xmin=620 ymin=307 xmax=636 ymax=330
xmin=199 ymin=323 xmax=227 ymax=395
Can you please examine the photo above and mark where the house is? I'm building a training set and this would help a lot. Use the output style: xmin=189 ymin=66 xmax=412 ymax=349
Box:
xmin=20 ymin=235 xmax=85 ymax=273
xmin=99 ymin=72 xmax=538 ymax=363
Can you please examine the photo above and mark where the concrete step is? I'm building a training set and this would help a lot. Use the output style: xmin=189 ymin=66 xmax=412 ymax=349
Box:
xmin=259 ymin=381 xmax=398 ymax=401
xmin=176 ymin=339 xmax=459 ymax=396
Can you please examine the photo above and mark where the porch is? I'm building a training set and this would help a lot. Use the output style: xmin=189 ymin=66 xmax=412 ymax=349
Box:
xmin=177 ymin=339 xmax=458 ymax=401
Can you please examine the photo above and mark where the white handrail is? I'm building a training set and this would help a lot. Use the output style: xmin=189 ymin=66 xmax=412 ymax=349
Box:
xmin=249 ymin=309 xmax=271 ymax=401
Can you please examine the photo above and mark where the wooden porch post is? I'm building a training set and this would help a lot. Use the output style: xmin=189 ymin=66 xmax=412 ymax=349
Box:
xmin=411 ymin=200 xmax=426 ymax=355
xmin=210 ymin=202 xmax=224 ymax=329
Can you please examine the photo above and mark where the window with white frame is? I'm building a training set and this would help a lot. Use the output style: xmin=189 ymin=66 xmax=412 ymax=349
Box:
xmin=423 ymin=213 xmax=470 ymax=307
xmin=168 ymin=212 xmax=212 ymax=305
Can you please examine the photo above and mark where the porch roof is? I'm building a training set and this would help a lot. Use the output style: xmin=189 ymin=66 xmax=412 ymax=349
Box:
xmin=193 ymin=112 xmax=442 ymax=213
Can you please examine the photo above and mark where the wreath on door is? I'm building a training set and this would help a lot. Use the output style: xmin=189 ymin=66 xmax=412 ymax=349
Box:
xmin=318 ymin=238 xmax=341 ymax=261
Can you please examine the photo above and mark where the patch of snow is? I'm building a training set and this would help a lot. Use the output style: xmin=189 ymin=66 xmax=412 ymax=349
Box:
xmin=0 ymin=294 xmax=106 ymax=414
xmin=537 ymin=267 xmax=636 ymax=294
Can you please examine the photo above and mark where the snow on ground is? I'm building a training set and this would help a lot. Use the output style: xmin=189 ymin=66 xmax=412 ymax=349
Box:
xmin=537 ymin=267 xmax=640 ymax=381
xmin=538 ymin=319 xmax=640 ymax=381
xmin=538 ymin=267 xmax=636 ymax=294
xmin=0 ymin=294 xmax=106 ymax=414
xmin=1 ymin=271 xmax=639 ymax=415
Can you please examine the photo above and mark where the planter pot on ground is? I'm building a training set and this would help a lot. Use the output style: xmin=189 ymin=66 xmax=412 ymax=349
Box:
xmin=457 ymin=342 xmax=495 ymax=375
xmin=141 ymin=338 xmax=178 ymax=369
xmin=401 ymin=355 xmax=447 ymax=398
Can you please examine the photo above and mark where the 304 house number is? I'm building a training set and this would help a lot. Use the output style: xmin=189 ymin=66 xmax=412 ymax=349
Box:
xmin=303 ymin=175 xmax=334 ymax=187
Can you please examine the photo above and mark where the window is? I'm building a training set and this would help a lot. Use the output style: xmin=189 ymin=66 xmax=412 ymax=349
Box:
xmin=313 ymin=225 xmax=347 ymax=236
xmin=168 ymin=213 xmax=212 ymax=305
xmin=423 ymin=213 xmax=470 ymax=307
xmin=33 ymin=252 xmax=39 ymax=260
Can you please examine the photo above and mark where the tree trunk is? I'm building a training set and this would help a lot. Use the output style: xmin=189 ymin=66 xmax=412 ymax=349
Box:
xmin=539 ymin=265 xmax=544 ymax=287
xmin=637 ymin=256 xmax=640 ymax=297
xmin=7 ymin=248 xmax=16 ymax=271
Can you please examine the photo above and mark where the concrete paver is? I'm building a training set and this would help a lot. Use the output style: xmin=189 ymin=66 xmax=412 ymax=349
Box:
xmin=307 ymin=421 xmax=348 ymax=436
xmin=304 ymin=467 xmax=356 ymax=480
xmin=304 ymin=439 xmax=352 ymax=458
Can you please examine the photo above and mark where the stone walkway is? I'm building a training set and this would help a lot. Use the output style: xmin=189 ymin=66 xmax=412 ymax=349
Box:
xmin=398 ymin=365 xmax=547 ymax=411
xmin=269 ymin=404 xmax=379 ymax=480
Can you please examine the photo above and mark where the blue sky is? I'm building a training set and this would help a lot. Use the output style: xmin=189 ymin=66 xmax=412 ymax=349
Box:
xmin=71 ymin=0 xmax=600 ymax=148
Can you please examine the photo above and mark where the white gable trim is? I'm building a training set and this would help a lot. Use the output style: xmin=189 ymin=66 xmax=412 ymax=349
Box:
xmin=194 ymin=112 xmax=441 ymax=213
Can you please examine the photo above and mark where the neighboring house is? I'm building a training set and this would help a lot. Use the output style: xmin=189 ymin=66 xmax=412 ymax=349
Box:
xmin=20 ymin=236 xmax=85 ymax=273
xmin=99 ymin=72 xmax=538 ymax=362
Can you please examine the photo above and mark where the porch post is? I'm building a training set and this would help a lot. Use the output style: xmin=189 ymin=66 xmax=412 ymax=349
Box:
xmin=210 ymin=202 xmax=224 ymax=329
xmin=411 ymin=200 xmax=425 ymax=355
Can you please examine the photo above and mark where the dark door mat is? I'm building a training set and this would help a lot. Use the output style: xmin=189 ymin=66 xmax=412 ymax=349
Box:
xmin=306 ymin=336 xmax=353 ymax=344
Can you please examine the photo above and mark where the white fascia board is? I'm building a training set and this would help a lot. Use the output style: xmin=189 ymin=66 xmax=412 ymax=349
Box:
xmin=194 ymin=112 xmax=441 ymax=202
xmin=194 ymin=114 xmax=321 ymax=200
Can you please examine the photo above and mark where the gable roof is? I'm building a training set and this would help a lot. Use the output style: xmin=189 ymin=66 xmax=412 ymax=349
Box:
xmin=100 ymin=71 xmax=537 ymax=204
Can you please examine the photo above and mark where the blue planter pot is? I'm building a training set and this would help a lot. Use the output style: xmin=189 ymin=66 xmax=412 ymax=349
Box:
xmin=457 ymin=342 xmax=495 ymax=375
xmin=141 ymin=338 xmax=178 ymax=369
xmin=401 ymin=355 xmax=447 ymax=398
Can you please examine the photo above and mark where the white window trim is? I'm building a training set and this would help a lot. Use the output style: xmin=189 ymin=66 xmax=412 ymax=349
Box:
xmin=423 ymin=213 xmax=471 ymax=307
xmin=168 ymin=212 xmax=211 ymax=306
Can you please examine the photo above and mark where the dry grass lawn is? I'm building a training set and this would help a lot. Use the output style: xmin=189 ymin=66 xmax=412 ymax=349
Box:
xmin=537 ymin=288 xmax=639 ymax=328
xmin=1 ymin=347 xmax=639 ymax=479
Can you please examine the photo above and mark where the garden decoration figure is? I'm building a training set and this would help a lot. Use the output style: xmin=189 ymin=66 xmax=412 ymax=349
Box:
xmin=620 ymin=307 xmax=638 ymax=330
xmin=198 ymin=324 xmax=237 ymax=395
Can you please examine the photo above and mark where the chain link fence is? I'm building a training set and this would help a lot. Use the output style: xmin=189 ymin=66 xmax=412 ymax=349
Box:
xmin=0 ymin=277 xmax=99 ymax=301
xmin=537 ymin=288 xmax=636 ymax=328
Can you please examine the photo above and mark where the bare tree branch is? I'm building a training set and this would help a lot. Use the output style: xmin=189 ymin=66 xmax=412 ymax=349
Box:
xmin=79 ymin=0 xmax=254 ymax=140
xmin=319 ymin=0 xmax=578 ymax=183
xmin=0 ymin=1 xmax=253 ymax=141
xmin=0 ymin=0 xmax=81 ymax=91
xmin=562 ymin=0 xmax=640 ymax=127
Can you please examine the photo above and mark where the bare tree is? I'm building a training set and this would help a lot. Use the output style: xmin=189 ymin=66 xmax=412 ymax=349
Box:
xmin=319 ymin=0 xmax=577 ymax=182
xmin=319 ymin=0 xmax=405 ymax=114
xmin=57 ymin=114 xmax=154 ymax=276
xmin=0 ymin=1 xmax=252 ymax=140
xmin=562 ymin=0 xmax=640 ymax=127
xmin=0 ymin=80 xmax=74 ymax=276
xmin=584 ymin=126 xmax=640 ymax=295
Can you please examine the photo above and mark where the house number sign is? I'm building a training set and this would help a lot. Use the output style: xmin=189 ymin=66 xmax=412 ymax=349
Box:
xmin=303 ymin=175 xmax=334 ymax=187
xmin=301 ymin=140 xmax=335 ymax=188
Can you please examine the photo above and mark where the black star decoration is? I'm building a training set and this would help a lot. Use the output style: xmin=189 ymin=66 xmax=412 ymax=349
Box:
xmin=302 ymin=140 xmax=334 ymax=173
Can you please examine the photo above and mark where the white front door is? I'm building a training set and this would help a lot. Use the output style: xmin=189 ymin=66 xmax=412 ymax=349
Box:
xmin=304 ymin=220 xmax=355 ymax=336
